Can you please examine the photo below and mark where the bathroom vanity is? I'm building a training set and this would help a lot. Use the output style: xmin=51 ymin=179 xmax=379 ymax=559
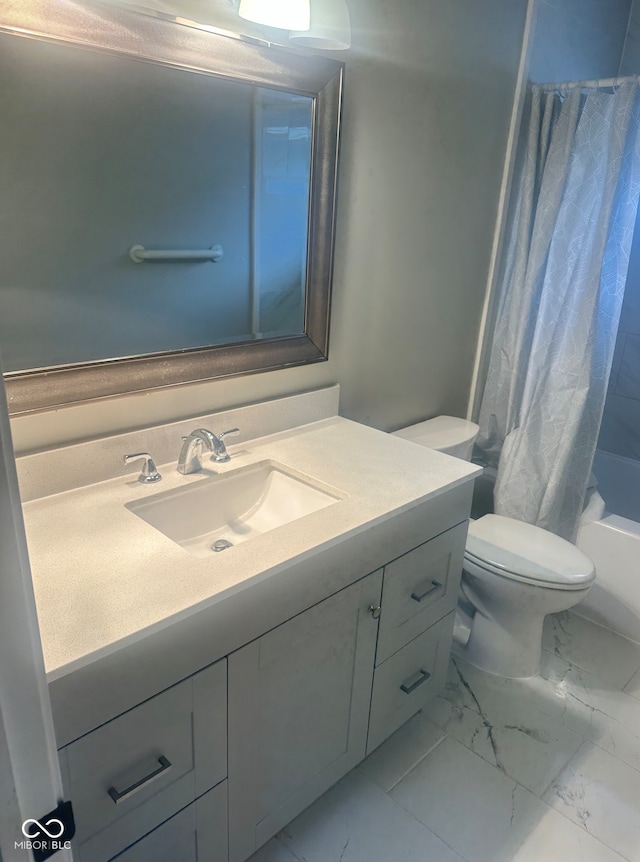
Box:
xmin=17 ymin=388 xmax=479 ymax=862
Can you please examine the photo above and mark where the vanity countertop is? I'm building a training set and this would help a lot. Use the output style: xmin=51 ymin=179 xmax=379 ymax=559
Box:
xmin=22 ymin=416 xmax=480 ymax=681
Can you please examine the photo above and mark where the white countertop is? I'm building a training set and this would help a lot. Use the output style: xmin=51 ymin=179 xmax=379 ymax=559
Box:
xmin=22 ymin=416 xmax=479 ymax=680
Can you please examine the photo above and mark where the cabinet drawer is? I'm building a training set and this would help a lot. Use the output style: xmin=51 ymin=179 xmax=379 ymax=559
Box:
xmin=110 ymin=781 xmax=228 ymax=862
xmin=377 ymin=523 xmax=466 ymax=665
xmin=367 ymin=611 xmax=454 ymax=754
xmin=61 ymin=659 xmax=226 ymax=862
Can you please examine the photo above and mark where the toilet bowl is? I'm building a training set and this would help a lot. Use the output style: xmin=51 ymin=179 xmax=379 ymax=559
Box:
xmin=392 ymin=417 xmax=596 ymax=678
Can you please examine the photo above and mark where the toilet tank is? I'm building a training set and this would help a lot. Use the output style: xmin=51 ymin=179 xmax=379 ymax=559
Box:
xmin=392 ymin=415 xmax=480 ymax=461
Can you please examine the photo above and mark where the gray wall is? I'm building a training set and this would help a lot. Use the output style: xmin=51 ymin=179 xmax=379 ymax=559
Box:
xmin=328 ymin=0 xmax=528 ymax=431
xmin=529 ymin=0 xmax=632 ymax=83
xmin=10 ymin=0 xmax=529 ymax=452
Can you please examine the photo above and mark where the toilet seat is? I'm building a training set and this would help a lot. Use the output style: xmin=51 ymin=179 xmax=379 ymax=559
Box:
xmin=465 ymin=515 xmax=595 ymax=591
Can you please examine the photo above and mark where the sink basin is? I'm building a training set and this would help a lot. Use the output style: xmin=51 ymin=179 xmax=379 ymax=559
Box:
xmin=125 ymin=460 xmax=345 ymax=557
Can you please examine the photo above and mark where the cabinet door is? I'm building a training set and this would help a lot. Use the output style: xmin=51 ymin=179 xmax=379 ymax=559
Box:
xmin=228 ymin=571 xmax=382 ymax=862
xmin=110 ymin=782 xmax=227 ymax=862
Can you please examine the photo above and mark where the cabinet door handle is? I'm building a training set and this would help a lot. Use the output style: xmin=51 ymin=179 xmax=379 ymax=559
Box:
xmin=108 ymin=755 xmax=172 ymax=805
xmin=411 ymin=580 xmax=442 ymax=603
xmin=368 ymin=604 xmax=382 ymax=620
xmin=400 ymin=668 xmax=431 ymax=695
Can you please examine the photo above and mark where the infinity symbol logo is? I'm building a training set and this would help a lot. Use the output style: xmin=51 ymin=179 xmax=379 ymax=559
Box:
xmin=21 ymin=818 xmax=65 ymax=839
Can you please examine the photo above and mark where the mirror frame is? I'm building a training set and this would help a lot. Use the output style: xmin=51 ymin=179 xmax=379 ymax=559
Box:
xmin=0 ymin=0 xmax=343 ymax=415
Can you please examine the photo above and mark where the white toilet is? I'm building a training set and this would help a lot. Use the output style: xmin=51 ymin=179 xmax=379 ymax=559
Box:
xmin=393 ymin=417 xmax=596 ymax=678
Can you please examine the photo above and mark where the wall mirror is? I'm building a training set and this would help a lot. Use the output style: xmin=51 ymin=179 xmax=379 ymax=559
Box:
xmin=0 ymin=0 xmax=343 ymax=414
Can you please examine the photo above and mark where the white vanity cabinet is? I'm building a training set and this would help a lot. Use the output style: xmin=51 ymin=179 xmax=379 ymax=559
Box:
xmin=58 ymin=660 xmax=227 ymax=862
xmin=227 ymin=571 xmax=383 ymax=862
xmin=226 ymin=520 xmax=468 ymax=862
xmin=52 ymin=514 xmax=470 ymax=862
xmin=45 ymin=491 xmax=476 ymax=861
xmin=367 ymin=522 xmax=467 ymax=752
xmin=22 ymin=400 xmax=481 ymax=862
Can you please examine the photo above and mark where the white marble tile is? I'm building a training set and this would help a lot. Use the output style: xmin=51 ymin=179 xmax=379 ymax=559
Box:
xmin=357 ymin=712 xmax=445 ymax=792
xmin=537 ymin=652 xmax=640 ymax=775
xmin=390 ymin=736 xmax=622 ymax=862
xmin=247 ymin=838 xmax=301 ymax=862
xmin=544 ymin=742 xmax=640 ymax=860
xmin=507 ymin=807 xmax=626 ymax=862
xmin=421 ymin=657 xmax=583 ymax=795
xmin=278 ymin=771 xmax=464 ymax=862
xmin=542 ymin=611 xmax=640 ymax=689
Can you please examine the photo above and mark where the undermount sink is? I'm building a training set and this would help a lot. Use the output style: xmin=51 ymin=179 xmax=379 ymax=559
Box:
xmin=125 ymin=460 xmax=346 ymax=557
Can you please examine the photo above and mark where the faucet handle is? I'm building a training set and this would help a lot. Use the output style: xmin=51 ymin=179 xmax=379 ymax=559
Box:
xmin=209 ymin=428 xmax=240 ymax=463
xmin=219 ymin=428 xmax=240 ymax=441
xmin=123 ymin=452 xmax=162 ymax=484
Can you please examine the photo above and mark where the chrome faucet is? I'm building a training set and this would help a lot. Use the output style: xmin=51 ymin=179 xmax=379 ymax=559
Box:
xmin=123 ymin=452 xmax=162 ymax=484
xmin=177 ymin=427 xmax=240 ymax=474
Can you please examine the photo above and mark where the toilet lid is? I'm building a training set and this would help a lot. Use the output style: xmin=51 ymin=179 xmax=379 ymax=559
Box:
xmin=392 ymin=416 xmax=479 ymax=451
xmin=465 ymin=515 xmax=595 ymax=588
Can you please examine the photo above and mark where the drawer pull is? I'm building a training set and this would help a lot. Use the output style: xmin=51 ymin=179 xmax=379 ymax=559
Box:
xmin=108 ymin=756 xmax=172 ymax=805
xmin=400 ymin=668 xmax=431 ymax=695
xmin=411 ymin=580 xmax=442 ymax=603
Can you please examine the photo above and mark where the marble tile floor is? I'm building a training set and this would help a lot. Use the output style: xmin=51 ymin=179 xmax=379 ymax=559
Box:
xmin=248 ymin=610 xmax=640 ymax=862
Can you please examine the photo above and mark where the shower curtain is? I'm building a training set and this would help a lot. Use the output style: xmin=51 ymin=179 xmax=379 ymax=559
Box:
xmin=476 ymin=80 xmax=640 ymax=540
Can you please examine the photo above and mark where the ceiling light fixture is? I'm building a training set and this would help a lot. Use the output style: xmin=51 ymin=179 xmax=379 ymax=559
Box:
xmin=289 ymin=0 xmax=350 ymax=50
xmin=238 ymin=0 xmax=310 ymax=31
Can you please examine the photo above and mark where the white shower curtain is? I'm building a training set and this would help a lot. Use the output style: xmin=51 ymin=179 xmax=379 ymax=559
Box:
xmin=477 ymin=80 xmax=640 ymax=540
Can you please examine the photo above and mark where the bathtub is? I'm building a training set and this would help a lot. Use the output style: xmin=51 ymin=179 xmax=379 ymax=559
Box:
xmin=576 ymin=450 xmax=640 ymax=644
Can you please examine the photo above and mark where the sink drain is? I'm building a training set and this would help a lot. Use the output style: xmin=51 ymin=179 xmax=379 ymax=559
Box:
xmin=212 ymin=538 xmax=233 ymax=553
